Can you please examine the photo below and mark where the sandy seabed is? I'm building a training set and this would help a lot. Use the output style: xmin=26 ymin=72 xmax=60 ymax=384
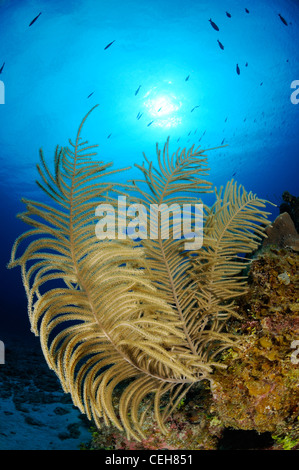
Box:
xmin=0 ymin=333 xmax=92 ymax=450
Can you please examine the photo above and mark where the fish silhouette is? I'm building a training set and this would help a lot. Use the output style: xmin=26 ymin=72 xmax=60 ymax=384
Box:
xmin=0 ymin=62 xmax=5 ymax=74
xmin=29 ymin=12 xmax=42 ymax=27
xmin=217 ymin=39 xmax=224 ymax=50
xmin=87 ymin=92 xmax=94 ymax=99
xmin=191 ymin=106 xmax=200 ymax=112
xmin=104 ymin=40 xmax=115 ymax=50
xmin=147 ymin=120 xmax=154 ymax=127
xmin=236 ymin=64 xmax=240 ymax=75
xmin=209 ymin=19 xmax=219 ymax=31
xmin=278 ymin=13 xmax=288 ymax=26
xmin=226 ymin=12 xmax=231 ymax=18
xmin=135 ymin=85 xmax=141 ymax=96
xmin=185 ymin=75 xmax=190 ymax=81
xmin=245 ymin=8 xmax=250 ymax=14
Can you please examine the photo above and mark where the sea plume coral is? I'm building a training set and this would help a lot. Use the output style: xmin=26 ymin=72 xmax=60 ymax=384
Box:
xmin=8 ymin=107 xmax=272 ymax=440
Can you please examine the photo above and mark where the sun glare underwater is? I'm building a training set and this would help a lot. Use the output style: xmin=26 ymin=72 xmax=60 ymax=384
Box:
xmin=0 ymin=0 xmax=298 ymax=451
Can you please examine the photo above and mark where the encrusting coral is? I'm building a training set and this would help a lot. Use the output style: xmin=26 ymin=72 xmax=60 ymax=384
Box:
xmin=8 ymin=106 xmax=273 ymax=441
xmin=210 ymin=246 xmax=299 ymax=449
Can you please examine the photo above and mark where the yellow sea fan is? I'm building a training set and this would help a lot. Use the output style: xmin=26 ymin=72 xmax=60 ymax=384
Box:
xmin=8 ymin=106 xmax=272 ymax=440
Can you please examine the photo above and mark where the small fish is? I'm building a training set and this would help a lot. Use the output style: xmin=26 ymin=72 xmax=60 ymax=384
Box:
xmin=221 ymin=138 xmax=225 ymax=145
xmin=232 ymin=172 xmax=236 ymax=177
xmin=209 ymin=18 xmax=219 ymax=31
xmin=29 ymin=12 xmax=42 ymax=27
xmin=0 ymin=62 xmax=5 ymax=74
xmin=245 ymin=62 xmax=248 ymax=67
xmin=147 ymin=120 xmax=154 ymax=127
xmin=104 ymin=40 xmax=115 ymax=50
xmin=107 ymin=134 xmax=112 ymax=139
xmin=217 ymin=39 xmax=224 ymax=50
xmin=157 ymin=107 xmax=162 ymax=112
xmin=226 ymin=12 xmax=231 ymax=18
xmin=236 ymin=64 xmax=240 ymax=75
xmin=87 ymin=91 xmax=94 ymax=98
xmin=191 ymin=105 xmax=200 ymax=112
xmin=224 ymin=117 xmax=228 ymax=122
xmin=278 ymin=13 xmax=288 ymax=26
xmin=260 ymin=82 xmax=263 ymax=86
xmin=188 ymin=131 xmax=191 ymax=136
xmin=135 ymin=85 xmax=141 ymax=96
xmin=185 ymin=75 xmax=190 ymax=81
xmin=177 ymin=138 xmax=180 ymax=142
xmin=136 ymin=112 xmax=143 ymax=120
xmin=245 ymin=8 xmax=250 ymax=14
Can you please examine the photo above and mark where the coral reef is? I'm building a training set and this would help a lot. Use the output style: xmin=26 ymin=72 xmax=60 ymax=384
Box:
xmin=87 ymin=246 xmax=299 ymax=450
xmin=210 ymin=246 xmax=299 ymax=449
xmin=86 ymin=384 xmax=221 ymax=450
xmin=7 ymin=108 xmax=298 ymax=448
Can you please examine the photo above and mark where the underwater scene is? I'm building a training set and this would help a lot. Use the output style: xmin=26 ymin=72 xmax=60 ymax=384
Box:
xmin=0 ymin=0 xmax=298 ymax=452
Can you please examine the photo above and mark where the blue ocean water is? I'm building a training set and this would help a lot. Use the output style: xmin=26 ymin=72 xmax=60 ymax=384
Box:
xmin=1 ymin=0 xmax=298 ymax=336
xmin=0 ymin=2 xmax=297 ymax=338
xmin=0 ymin=0 xmax=298 ymax=451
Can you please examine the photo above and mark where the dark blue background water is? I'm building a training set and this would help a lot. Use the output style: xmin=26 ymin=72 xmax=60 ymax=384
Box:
xmin=0 ymin=0 xmax=298 ymax=340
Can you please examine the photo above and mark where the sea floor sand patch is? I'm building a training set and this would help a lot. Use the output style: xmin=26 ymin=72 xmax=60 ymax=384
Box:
xmin=0 ymin=333 xmax=91 ymax=450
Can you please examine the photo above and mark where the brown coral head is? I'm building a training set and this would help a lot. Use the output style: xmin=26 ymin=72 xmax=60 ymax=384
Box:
xmin=264 ymin=212 xmax=299 ymax=252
